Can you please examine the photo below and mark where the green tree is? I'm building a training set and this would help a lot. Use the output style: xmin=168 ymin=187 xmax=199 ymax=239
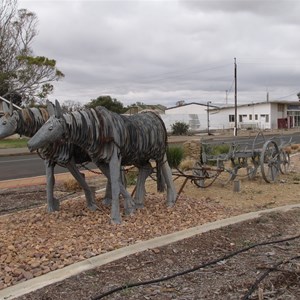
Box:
xmin=0 ymin=0 xmax=64 ymax=105
xmin=85 ymin=95 xmax=125 ymax=113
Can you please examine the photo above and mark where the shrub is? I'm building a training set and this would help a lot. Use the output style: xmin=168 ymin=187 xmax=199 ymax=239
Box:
xmin=125 ymin=169 xmax=138 ymax=186
xmin=171 ymin=121 xmax=189 ymax=135
xmin=63 ymin=178 xmax=82 ymax=191
xmin=167 ymin=146 xmax=184 ymax=168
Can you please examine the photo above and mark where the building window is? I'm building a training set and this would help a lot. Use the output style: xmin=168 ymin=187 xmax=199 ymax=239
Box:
xmin=278 ymin=104 xmax=284 ymax=112
xmin=260 ymin=114 xmax=269 ymax=123
xmin=255 ymin=114 xmax=258 ymax=120
xmin=239 ymin=115 xmax=243 ymax=122
xmin=249 ymin=114 xmax=252 ymax=120
xmin=229 ymin=115 xmax=235 ymax=122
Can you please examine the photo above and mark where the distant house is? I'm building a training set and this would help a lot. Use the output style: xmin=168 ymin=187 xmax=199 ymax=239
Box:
xmin=0 ymin=96 xmax=22 ymax=116
xmin=209 ymin=100 xmax=300 ymax=130
xmin=161 ymin=100 xmax=300 ymax=132
xmin=163 ymin=102 xmax=219 ymax=132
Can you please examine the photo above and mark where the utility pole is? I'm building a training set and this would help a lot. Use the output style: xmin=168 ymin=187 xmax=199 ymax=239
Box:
xmin=207 ymin=101 xmax=211 ymax=135
xmin=234 ymin=57 xmax=238 ymax=136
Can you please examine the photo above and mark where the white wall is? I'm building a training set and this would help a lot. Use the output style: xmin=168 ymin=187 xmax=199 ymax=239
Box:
xmin=161 ymin=102 xmax=297 ymax=132
xmin=161 ymin=114 xmax=207 ymax=132
xmin=165 ymin=103 xmax=208 ymax=115
xmin=209 ymin=103 xmax=273 ymax=130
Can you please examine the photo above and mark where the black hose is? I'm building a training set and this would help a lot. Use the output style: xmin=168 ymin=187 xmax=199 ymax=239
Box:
xmin=91 ymin=234 xmax=300 ymax=300
xmin=242 ymin=255 xmax=300 ymax=300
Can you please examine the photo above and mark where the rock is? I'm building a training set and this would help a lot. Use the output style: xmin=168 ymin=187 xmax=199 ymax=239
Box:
xmin=7 ymin=245 xmax=16 ymax=252
xmin=152 ymin=248 xmax=160 ymax=254
xmin=4 ymin=275 xmax=13 ymax=284
xmin=22 ymin=271 xmax=34 ymax=280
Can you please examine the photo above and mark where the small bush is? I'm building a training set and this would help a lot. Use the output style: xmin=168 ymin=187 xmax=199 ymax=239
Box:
xmin=167 ymin=146 xmax=184 ymax=168
xmin=125 ymin=169 xmax=138 ymax=186
xmin=171 ymin=121 xmax=189 ymax=135
xmin=201 ymin=143 xmax=231 ymax=166
xmin=63 ymin=178 xmax=82 ymax=191
xmin=202 ymin=143 xmax=230 ymax=156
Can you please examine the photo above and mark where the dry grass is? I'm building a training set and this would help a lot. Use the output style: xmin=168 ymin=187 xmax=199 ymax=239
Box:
xmin=178 ymin=158 xmax=197 ymax=171
xmin=63 ymin=178 xmax=83 ymax=191
xmin=291 ymin=144 xmax=300 ymax=151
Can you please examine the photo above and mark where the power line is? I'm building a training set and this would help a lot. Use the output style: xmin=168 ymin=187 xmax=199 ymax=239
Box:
xmin=137 ymin=63 xmax=232 ymax=83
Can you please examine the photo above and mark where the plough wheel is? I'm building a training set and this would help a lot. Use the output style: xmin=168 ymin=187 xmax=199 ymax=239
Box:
xmin=216 ymin=166 xmax=236 ymax=186
xmin=279 ymin=150 xmax=291 ymax=174
xmin=247 ymin=156 xmax=259 ymax=180
xmin=260 ymin=140 xmax=280 ymax=183
xmin=192 ymin=162 xmax=216 ymax=188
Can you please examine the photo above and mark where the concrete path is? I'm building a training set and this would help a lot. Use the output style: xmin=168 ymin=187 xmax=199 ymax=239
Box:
xmin=1 ymin=203 xmax=300 ymax=300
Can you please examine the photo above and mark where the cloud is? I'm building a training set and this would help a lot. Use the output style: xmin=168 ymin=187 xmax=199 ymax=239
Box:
xmin=18 ymin=0 xmax=300 ymax=107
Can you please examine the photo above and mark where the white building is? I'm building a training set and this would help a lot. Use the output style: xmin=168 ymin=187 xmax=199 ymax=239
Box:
xmin=162 ymin=100 xmax=300 ymax=132
xmin=162 ymin=102 xmax=218 ymax=132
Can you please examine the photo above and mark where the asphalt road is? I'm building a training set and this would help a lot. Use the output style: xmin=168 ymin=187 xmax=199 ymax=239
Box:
xmin=0 ymin=154 xmax=97 ymax=181
xmin=0 ymin=132 xmax=299 ymax=181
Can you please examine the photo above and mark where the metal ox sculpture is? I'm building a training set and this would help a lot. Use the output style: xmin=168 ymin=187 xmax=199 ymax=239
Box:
xmin=28 ymin=100 xmax=177 ymax=224
xmin=0 ymin=101 xmax=99 ymax=212
xmin=0 ymin=101 xmax=139 ymax=214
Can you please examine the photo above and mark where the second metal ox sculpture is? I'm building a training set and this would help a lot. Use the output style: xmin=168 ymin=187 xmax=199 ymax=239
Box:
xmin=28 ymin=100 xmax=177 ymax=224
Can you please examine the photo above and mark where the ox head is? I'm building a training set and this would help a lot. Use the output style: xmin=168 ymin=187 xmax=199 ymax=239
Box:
xmin=27 ymin=100 xmax=66 ymax=151
xmin=0 ymin=101 xmax=18 ymax=139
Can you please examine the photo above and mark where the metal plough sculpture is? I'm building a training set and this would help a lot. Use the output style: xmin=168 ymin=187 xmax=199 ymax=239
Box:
xmin=0 ymin=101 xmax=98 ymax=212
xmin=28 ymin=100 xmax=177 ymax=224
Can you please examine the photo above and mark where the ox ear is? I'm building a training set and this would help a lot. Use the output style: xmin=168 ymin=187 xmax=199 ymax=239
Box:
xmin=3 ymin=101 xmax=13 ymax=115
xmin=3 ymin=101 xmax=9 ymax=113
xmin=54 ymin=99 xmax=63 ymax=118
xmin=46 ymin=100 xmax=55 ymax=116
xmin=9 ymin=100 xmax=13 ymax=115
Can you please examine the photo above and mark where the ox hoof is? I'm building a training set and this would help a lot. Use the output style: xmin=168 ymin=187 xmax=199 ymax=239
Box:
xmin=102 ymin=198 xmax=112 ymax=206
xmin=134 ymin=203 xmax=144 ymax=209
xmin=47 ymin=206 xmax=59 ymax=213
xmin=167 ymin=201 xmax=175 ymax=208
xmin=110 ymin=218 xmax=122 ymax=225
xmin=124 ymin=207 xmax=136 ymax=216
xmin=88 ymin=203 xmax=99 ymax=211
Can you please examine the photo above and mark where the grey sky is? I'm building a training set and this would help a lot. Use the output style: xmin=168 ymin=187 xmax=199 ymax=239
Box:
xmin=18 ymin=0 xmax=300 ymax=107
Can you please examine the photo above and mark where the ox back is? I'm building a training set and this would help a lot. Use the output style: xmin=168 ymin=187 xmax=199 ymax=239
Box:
xmin=65 ymin=107 xmax=168 ymax=167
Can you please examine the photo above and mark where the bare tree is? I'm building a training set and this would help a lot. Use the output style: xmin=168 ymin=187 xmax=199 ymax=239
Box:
xmin=61 ymin=100 xmax=84 ymax=112
xmin=0 ymin=0 xmax=64 ymax=105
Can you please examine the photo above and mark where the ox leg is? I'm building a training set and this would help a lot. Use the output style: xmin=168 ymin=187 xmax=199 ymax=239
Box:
xmin=134 ymin=164 xmax=153 ymax=208
xmin=102 ymin=180 xmax=112 ymax=206
xmin=106 ymin=151 xmax=122 ymax=224
xmin=161 ymin=154 xmax=177 ymax=207
xmin=99 ymin=163 xmax=135 ymax=215
xmin=45 ymin=160 xmax=60 ymax=212
xmin=65 ymin=160 xmax=98 ymax=211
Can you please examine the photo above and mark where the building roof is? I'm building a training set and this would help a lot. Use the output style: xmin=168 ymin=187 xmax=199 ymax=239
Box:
xmin=210 ymin=100 xmax=300 ymax=111
xmin=166 ymin=102 xmax=219 ymax=111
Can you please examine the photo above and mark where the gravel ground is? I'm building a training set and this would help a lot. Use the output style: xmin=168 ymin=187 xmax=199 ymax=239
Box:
xmin=14 ymin=209 xmax=300 ymax=300
xmin=0 ymin=153 xmax=300 ymax=299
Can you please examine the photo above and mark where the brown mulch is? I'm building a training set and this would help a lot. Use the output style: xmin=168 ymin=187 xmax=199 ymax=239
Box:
xmin=0 ymin=154 xmax=300 ymax=299
xmin=15 ymin=209 xmax=300 ymax=300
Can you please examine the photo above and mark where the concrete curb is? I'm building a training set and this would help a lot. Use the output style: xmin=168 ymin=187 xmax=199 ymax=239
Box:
xmin=1 ymin=203 xmax=300 ymax=300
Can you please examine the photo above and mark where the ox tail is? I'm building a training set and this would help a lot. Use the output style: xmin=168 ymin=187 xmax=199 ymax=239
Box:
xmin=156 ymin=162 xmax=166 ymax=193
